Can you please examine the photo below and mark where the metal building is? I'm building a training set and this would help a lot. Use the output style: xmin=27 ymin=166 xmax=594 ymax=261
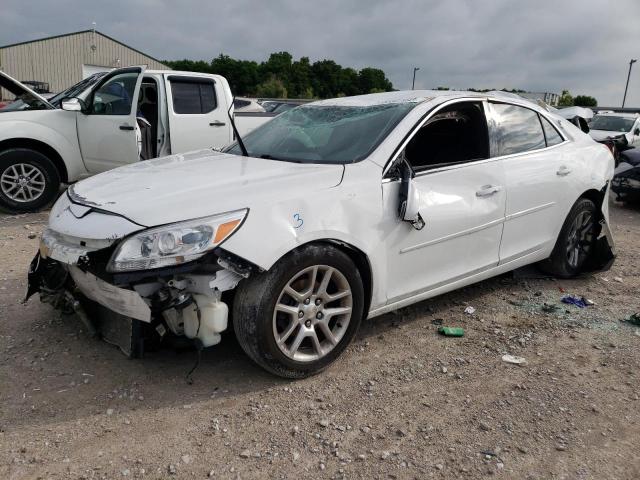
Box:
xmin=0 ymin=30 xmax=169 ymax=100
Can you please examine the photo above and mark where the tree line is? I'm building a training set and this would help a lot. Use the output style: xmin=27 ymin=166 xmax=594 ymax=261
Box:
xmin=164 ymin=52 xmax=394 ymax=99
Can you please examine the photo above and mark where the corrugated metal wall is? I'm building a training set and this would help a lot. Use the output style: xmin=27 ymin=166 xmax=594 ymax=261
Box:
xmin=0 ymin=31 xmax=169 ymax=100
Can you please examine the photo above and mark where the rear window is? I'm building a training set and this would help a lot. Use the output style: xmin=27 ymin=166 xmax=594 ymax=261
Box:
xmin=170 ymin=78 xmax=217 ymax=114
xmin=493 ymin=103 xmax=546 ymax=156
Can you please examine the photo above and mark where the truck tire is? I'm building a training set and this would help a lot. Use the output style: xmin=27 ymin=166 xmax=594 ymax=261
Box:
xmin=0 ymin=148 xmax=61 ymax=213
xmin=539 ymin=198 xmax=597 ymax=278
xmin=233 ymin=244 xmax=364 ymax=378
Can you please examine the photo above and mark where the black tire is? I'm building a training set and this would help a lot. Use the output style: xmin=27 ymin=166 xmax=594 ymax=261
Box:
xmin=540 ymin=198 xmax=598 ymax=278
xmin=0 ymin=148 xmax=61 ymax=213
xmin=233 ymin=244 xmax=365 ymax=378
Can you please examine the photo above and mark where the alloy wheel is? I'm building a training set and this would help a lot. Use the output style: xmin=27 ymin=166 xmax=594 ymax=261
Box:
xmin=0 ymin=163 xmax=46 ymax=203
xmin=566 ymin=210 xmax=594 ymax=268
xmin=272 ymin=265 xmax=353 ymax=362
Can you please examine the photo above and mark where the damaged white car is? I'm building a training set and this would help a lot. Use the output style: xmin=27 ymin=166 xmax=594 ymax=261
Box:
xmin=26 ymin=91 xmax=616 ymax=378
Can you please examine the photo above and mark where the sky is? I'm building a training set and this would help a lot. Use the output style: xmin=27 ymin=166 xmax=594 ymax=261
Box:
xmin=1 ymin=0 xmax=639 ymax=106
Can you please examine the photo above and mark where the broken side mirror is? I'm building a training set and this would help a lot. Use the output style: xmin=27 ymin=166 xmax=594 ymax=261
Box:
xmin=397 ymin=159 xmax=425 ymax=230
xmin=61 ymin=97 xmax=85 ymax=112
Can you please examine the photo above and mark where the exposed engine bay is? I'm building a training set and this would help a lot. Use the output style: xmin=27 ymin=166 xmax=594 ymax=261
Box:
xmin=26 ymin=240 xmax=253 ymax=357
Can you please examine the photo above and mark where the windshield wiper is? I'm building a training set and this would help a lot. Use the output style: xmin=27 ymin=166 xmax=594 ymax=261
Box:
xmin=227 ymin=98 xmax=248 ymax=157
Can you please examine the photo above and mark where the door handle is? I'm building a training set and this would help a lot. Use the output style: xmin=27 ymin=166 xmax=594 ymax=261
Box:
xmin=557 ymin=166 xmax=571 ymax=176
xmin=119 ymin=125 xmax=135 ymax=131
xmin=209 ymin=121 xmax=226 ymax=127
xmin=476 ymin=185 xmax=502 ymax=197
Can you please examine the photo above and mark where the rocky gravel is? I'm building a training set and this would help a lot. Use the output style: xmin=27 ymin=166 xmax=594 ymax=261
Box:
xmin=1 ymin=201 xmax=640 ymax=479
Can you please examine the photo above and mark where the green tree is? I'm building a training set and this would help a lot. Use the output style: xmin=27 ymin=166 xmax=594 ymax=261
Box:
xmin=311 ymin=60 xmax=342 ymax=98
xmin=255 ymin=76 xmax=288 ymax=98
xmin=358 ymin=67 xmax=393 ymax=93
xmin=558 ymin=90 xmax=574 ymax=107
xmin=573 ymin=95 xmax=597 ymax=107
xmin=289 ymin=57 xmax=313 ymax=98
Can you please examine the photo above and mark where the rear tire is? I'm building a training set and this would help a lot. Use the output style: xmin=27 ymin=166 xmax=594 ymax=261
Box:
xmin=0 ymin=148 xmax=60 ymax=213
xmin=540 ymin=198 xmax=597 ymax=278
xmin=233 ymin=244 xmax=364 ymax=378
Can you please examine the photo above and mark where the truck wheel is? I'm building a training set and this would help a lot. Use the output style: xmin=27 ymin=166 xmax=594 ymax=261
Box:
xmin=540 ymin=198 xmax=597 ymax=278
xmin=233 ymin=244 xmax=364 ymax=378
xmin=0 ymin=148 xmax=60 ymax=213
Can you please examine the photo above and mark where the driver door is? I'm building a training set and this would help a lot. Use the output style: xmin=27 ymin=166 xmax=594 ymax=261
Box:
xmin=77 ymin=67 xmax=145 ymax=173
xmin=382 ymin=100 xmax=506 ymax=303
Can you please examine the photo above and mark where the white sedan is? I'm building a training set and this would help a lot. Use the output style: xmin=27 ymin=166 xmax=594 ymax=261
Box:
xmin=26 ymin=90 xmax=616 ymax=378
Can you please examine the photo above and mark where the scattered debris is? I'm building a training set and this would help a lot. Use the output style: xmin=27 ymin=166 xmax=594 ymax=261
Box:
xmin=438 ymin=326 xmax=464 ymax=337
xmin=502 ymin=354 xmax=527 ymax=365
xmin=613 ymin=276 xmax=623 ymax=283
xmin=431 ymin=318 xmax=443 ymax=326
xmin=542 ymin=303 xmax=561 ymax=313
xmin=464 ymin=306 xmax=476 ymax=315
xmin=561 ymin=295 xmax=589 ymax=308
xmin=621 ymin=313 xmax=640 ymax=327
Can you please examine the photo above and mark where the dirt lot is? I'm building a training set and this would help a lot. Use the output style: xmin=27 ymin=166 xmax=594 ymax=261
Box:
xmin=1 ymin=200 xmax=640 ymax=480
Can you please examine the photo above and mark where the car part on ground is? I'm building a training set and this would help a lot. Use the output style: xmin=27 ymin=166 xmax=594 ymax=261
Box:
xmin=612 ymin=148 xmax=640 ymax=203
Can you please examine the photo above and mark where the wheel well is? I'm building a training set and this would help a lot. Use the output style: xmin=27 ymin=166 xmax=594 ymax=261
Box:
xmin=579 ymin=187 xmax=606 ymax=209
xmin=288 ymin=239 xmax=374 ymax=318
xmin=0 ymin=138 xmax=68 ymax=183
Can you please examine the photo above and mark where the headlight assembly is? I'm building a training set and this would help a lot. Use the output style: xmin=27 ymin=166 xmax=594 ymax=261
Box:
xmin=108 ymin=209 xmax=247 ymax=272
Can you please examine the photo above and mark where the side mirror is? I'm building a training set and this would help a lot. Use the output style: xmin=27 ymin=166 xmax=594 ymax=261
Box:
xmin=397 ymin=159 xmax=425 ymax=230
xmin=634 ymin=127 xmax=640 ymax=136
xmin=61 ymin=97 xmax=84 ymax=112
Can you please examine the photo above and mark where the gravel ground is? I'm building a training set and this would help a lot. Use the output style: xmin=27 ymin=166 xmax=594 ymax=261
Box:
xmin=1 ymin=200 xmax=640 ymax=480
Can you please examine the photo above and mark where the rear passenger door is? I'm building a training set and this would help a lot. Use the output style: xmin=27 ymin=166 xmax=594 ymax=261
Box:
xmin=165 ymin=75 xmax=231 ymax=153
xmin=489 ymin=102 xmax=571 ymax=264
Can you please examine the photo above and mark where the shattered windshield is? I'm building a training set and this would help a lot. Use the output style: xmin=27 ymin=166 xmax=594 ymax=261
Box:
xmin=226 ymin=102 xmax=417 ymax=163
xmin=590 ymin=116 xmax=635 ymax=133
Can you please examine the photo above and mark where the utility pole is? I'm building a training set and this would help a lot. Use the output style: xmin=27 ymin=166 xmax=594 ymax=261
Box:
xmin=412 ymin=67 xmax=420 ymax=90
xmin=622 ymin=59 xmax=637 ymax=108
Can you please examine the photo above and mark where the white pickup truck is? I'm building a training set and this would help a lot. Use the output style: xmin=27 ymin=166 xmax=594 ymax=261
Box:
xmin=0 ymin=66 xmax=274 ymax=212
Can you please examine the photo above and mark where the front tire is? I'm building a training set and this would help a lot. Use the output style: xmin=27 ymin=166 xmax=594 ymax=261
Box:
xmin=233 ymin=244 xmax=364 ymax=378
xmin=0 ymin=148 xmax=61 ymax=213
xmin=540 ymin=198 xmax=597 ymax=278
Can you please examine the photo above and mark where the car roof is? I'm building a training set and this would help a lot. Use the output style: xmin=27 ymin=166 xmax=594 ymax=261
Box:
xmin=308 ymin=89 xmax=546 ymax=110
xmin=595 ymin=112 xmax=639 ymax=118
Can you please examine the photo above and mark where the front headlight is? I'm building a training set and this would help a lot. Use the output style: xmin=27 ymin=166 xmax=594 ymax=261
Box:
xmin=107 ymin=209 xmax=247 ymax=272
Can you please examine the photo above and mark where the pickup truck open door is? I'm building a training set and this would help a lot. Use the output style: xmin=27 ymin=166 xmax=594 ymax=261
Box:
xmin=164 ymin=74 xmax=232 ymax=153
xmin=76 ymin=67 xmax=145 ymax=173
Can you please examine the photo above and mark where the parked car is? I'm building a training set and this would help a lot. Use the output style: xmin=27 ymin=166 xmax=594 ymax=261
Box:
xmin=234 ymin=97 xmax=265 ymax=112
xmin=0 ymin=68 xmax=272 ymax=212
xmin=611 ymin=147 xmax=640 ymax=203
xmin=589 ymin=112 xmax=640 ymax=147
xmin=26 ymin=90 xmax=615 ymax=378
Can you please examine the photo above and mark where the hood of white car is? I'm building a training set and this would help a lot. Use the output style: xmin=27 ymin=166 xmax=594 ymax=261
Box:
xmin=589 ymin=129 xmax=629 ymax=141
xmin=0 ymin=71 xmax=55 ymax=110
xmin=69 ymin=150 xmax=345 ymax=226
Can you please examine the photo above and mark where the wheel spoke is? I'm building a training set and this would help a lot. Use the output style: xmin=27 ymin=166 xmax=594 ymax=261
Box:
xmin=288 ymin=327 xmax=307 ymax=355
xmin=310 ymin=330 xmax=323 ymax=356
xmin=277 ymin=320 xmax=299 ymax=346
xmin=326 ymin=289 xmax=350 ymax=302
xmin=317 ymin=320 xmax=337 ymax=346
xmin=323 ymin=306 xmax=352 ymax=320
xmin=275 ymin=303 xmax=299 ymax=318
xmin=284 ymin=285 xmax=305 ymax=302
xmin=317 ymin=267 xmax=334 ymax=297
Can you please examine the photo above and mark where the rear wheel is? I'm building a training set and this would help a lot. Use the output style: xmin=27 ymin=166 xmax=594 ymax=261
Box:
xmin=540 ymin=198 xmax=597 ymax=278
xmin=0 ymin=148 xmax=60 ymax=213
xmin=233 ymin=244 xmax=364 ymax=378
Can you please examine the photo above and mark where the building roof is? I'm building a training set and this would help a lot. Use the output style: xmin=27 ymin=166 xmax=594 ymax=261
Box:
xmin=0 ymin=30 xmax=166 ymax=66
